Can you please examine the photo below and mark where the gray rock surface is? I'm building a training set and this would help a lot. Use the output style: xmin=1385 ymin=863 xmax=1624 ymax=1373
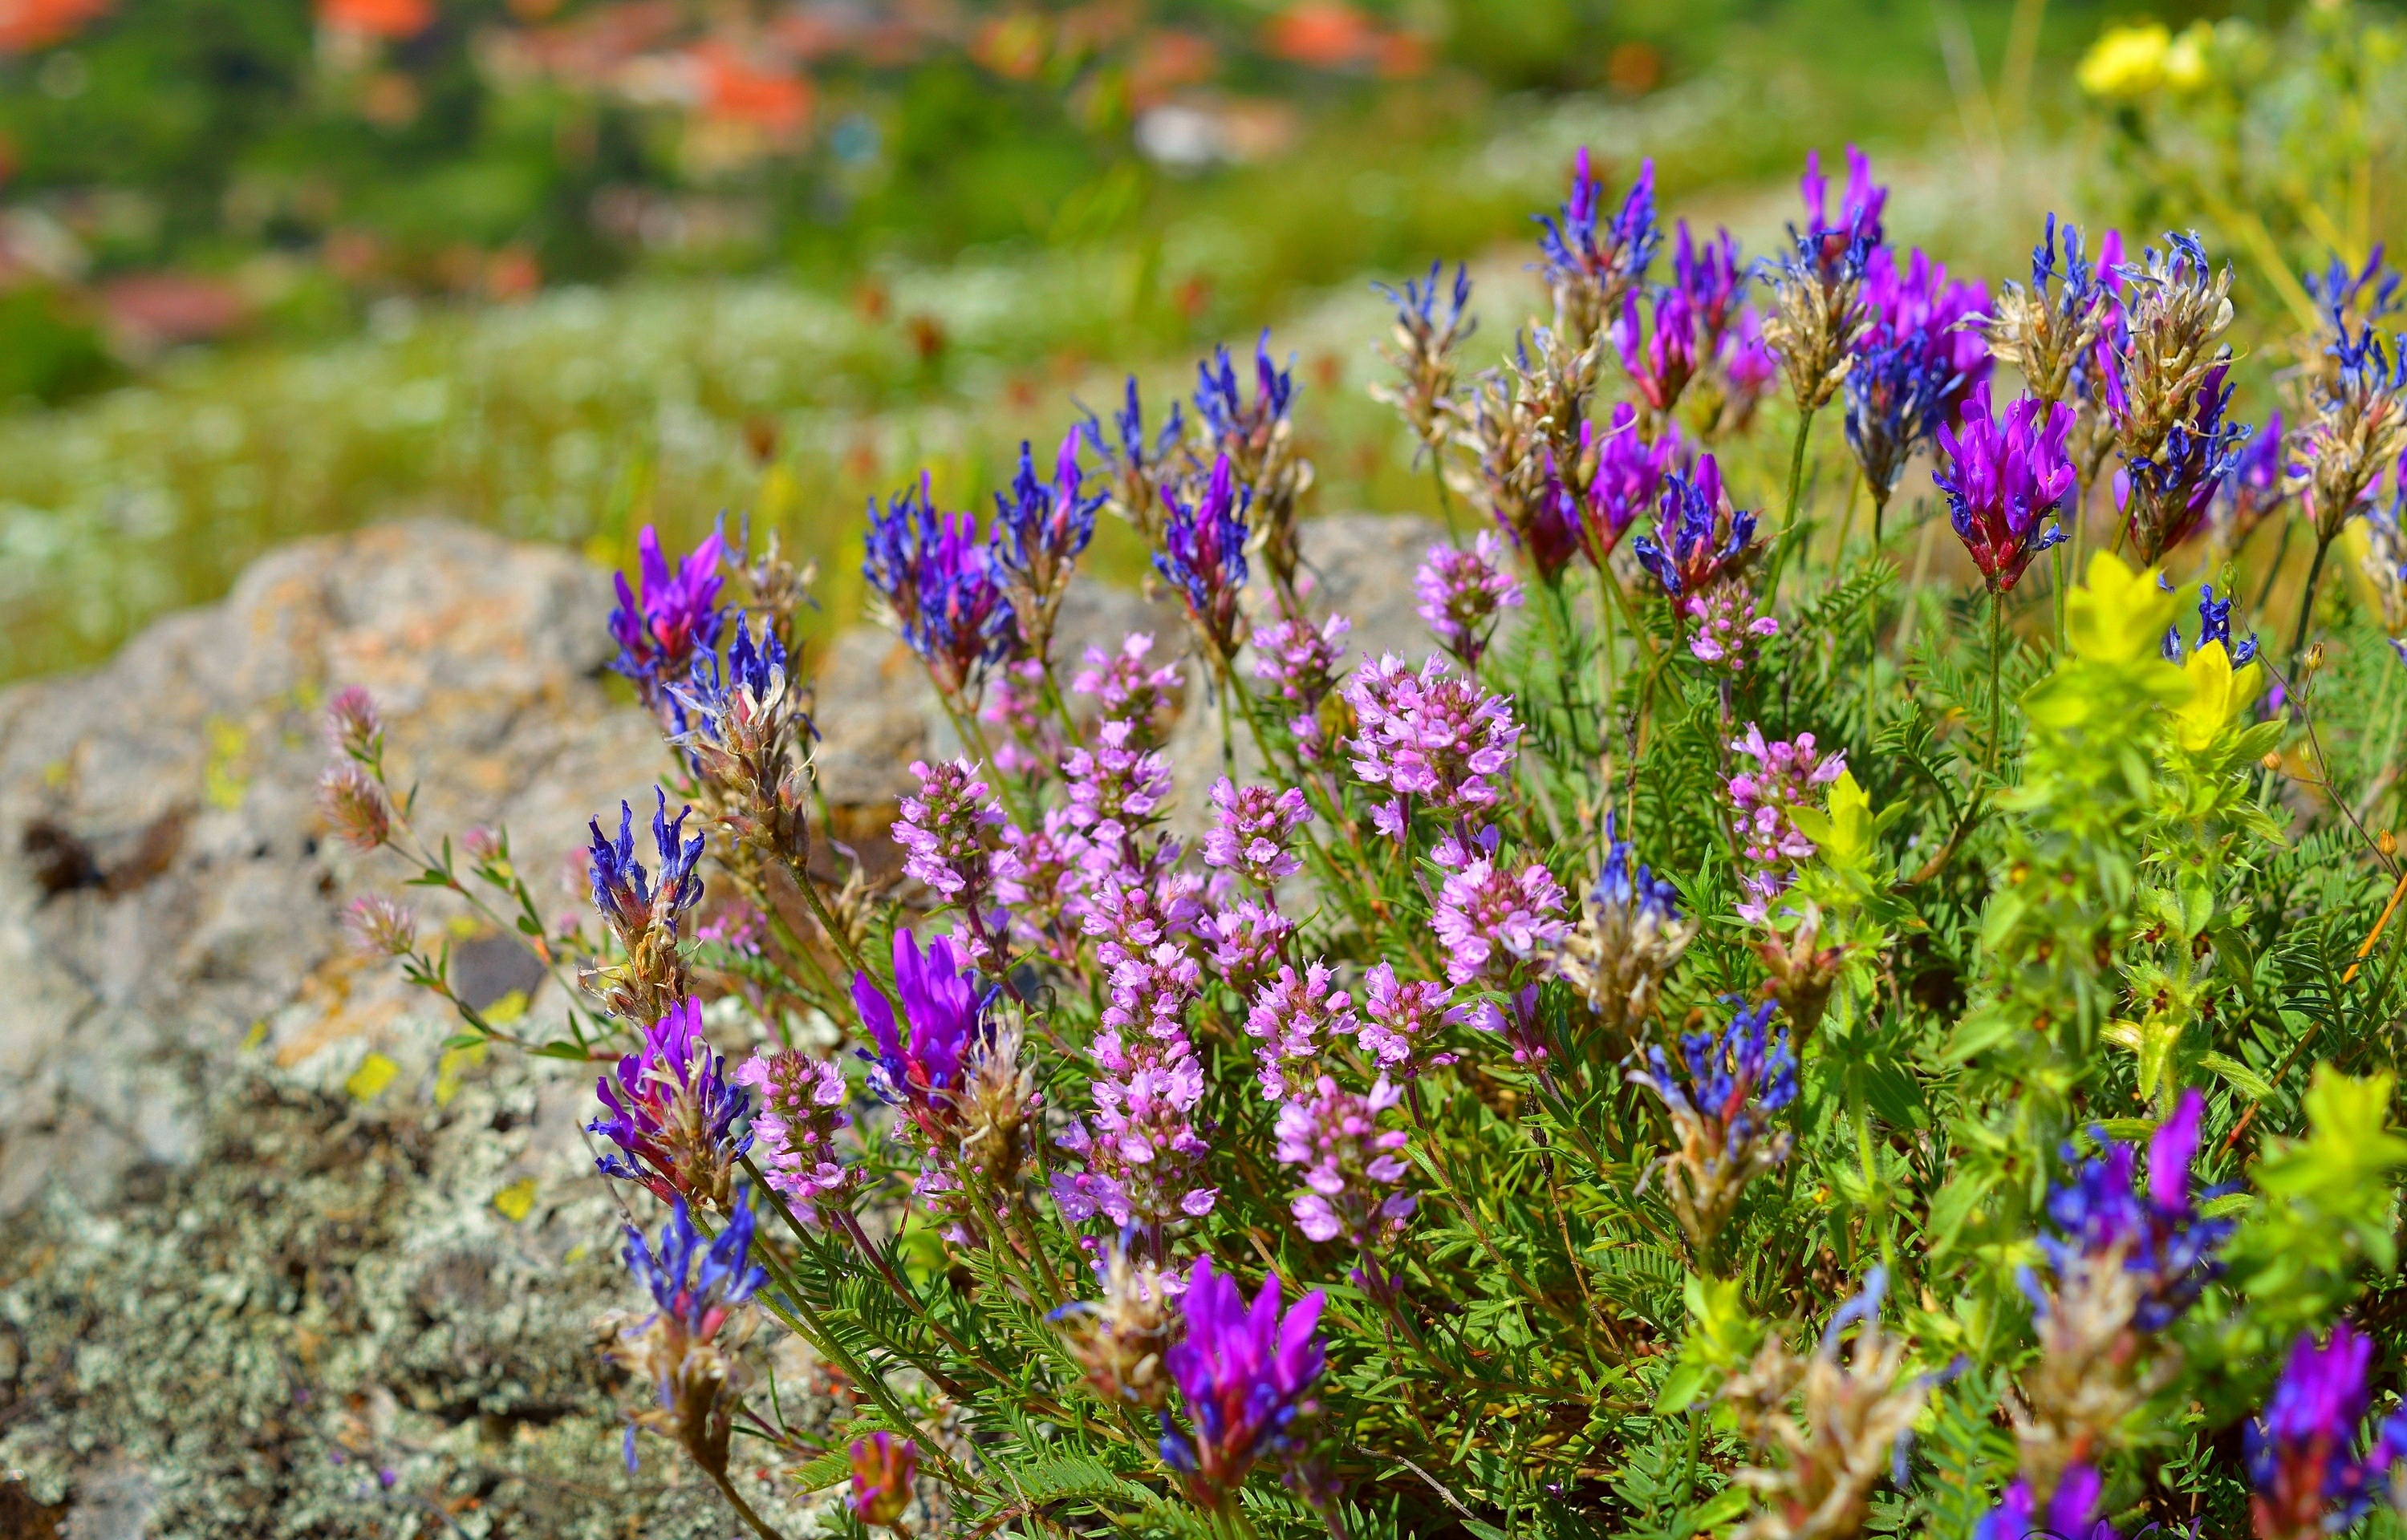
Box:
xmin=0 ymin=510 xmax=1433 ymax=1534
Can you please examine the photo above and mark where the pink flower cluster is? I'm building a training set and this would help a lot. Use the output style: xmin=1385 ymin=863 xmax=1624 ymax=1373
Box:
xmin=1276 ymin=1075 xmax=1416 ymax=1248
xmin=1252 ymin=612 xmax=1350 ymax=760
xmin=1431 ymin=825 xmax=1570 ymax=987
xmin=1245 ymin=962 xmax=1361 ymax=1101
xmin=1682 ymin=585 xmax=1780 ymax=671
xmin=1413 ymin=533 xmax=1523 ymax=669
xmin=1074 ymin=633 xmax=1183 ymax=747
xmin=1355 ymin=962 xmax=1462 ymax=1076
xmin=1727 ymin=724 xmax=1847 ymax=923
xmin=894 ymin=758 xmax=1003 ymax=903
xmin=1344 ymin=654 xmax=1522 ymax=835
xmin=736 ymin=1048 xmax=857 ymax=1226
xmin=1054 ymin=940 xmax=1219 ymax=1226
xmin=1204 ymin=777 xmax=1313 ymax=888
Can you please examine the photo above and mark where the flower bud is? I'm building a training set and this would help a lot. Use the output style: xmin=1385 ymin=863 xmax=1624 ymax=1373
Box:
xmin=345 ymin=894 xmax=418 ymax=958
xmin=2306 ymin=642 xmax=2326 ymax=671
xmin=323 ymin=685 xmax=384 ymax=760
xmin=2262 ymin=751 xmax=2284 ymax=772
xmin=318 ymin=761 xmax=391 ymax=850
xmin=2381 ymin=830 xmax=2398 ymax=858
xmin=849 ymin=1432 xmax=919 ymax=1529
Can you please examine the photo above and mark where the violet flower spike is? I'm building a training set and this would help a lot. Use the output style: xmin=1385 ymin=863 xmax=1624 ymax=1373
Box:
xmin=1974 ymin=1464 xmax=2107 ymax=1540
xmin=589 ymin=996 xmax=753 ymax=1212
xmin=1672 ymin=220 xmax=1750 ymax=351
xmin=2247 ymin=1321 xmax=2407 ymax=1540
xmin=608 ymin=523 xmax=728 ymax=707
xmin=1415 ymin=532 xmax=1524 ymax=668
xmin=2120 ymin=362 xmax=2250 ymax=564
xmin=1159 ymin=1255 xmax=1328 ymax=1510
xmin=1534 ymin=148 xmax=1659 ymax=348
xmin=1275 ymin=1074 xmax=1416 ymax=1251
xmin=1933 ymin=382 xmax=2076 ymax=593
xmin=607 ymin=1191 xmax=766 ymax=1474
xmin=992 ymin=429 xmax=1106 ymax=661
xmin=853 ymin=928 xmax=992 ymax=1149
xmin=863 ymin=472 xmax=1021 ymax=699
xmin=1155 ymin=455 xmax=1252 ymax=663
xmin=1204 ymin=777 xmax=1313 ymax=889
xmin=1632 ymin=453 xmax=1763 ymax=598
xmin=1612 ymin=284 xmax=1700 ymax=417
xmin=1583 ymin=403 xmax=1681 ymax=567
xmin=1081 ymin=375 xmax=1184 ymax=539
xmin=1628 ymin=996 xmax=1797 ymax=1259
xmin=2037 ymin=1088 xmax=2234 ymax=1335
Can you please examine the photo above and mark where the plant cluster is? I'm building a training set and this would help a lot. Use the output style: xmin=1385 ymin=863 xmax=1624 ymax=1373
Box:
xmin=327 ymin=140 xmax=2407 ymax=1539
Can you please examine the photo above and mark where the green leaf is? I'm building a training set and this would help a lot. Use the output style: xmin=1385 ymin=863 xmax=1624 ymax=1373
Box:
xmin=534 ymin=1040 xmax=591 ymax=1060
xmin=2199 ymin=1052 xmax=2275 ymax=1102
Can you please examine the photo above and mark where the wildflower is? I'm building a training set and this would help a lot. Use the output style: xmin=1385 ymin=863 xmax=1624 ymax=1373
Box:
xmin=2247 ymin=1322 xmax=2407 ymax=1540
xmin=590 ymin=997 xmax=753 ymax=1213
xmin=1193 ymin=334 xmax=1311 ymax=600
xmin=1555 ymin=815 xmax=1697 ymax=1042
xmin=1203 ymin=778 xmax=1312 ymax=889
xmin=2121 ymin=363 xmax=2249 ymax=564
xmin=894 ymin=756 xmax=1005 ymax=909
xmin=603 ymin=1193 xmax=766 ymax=1477
xmin=1686 ymin=584 xmax=1782 ymax=672
xmin=1632 ymin=454 xmax=1764 ymax=598
xmin=1630 ymin=998 xmax=1796 ymax=1261
xmin=733 ymin=1048 xmax=855 ymax=1226
xmin=1064 ymin=719 xmax=1175 ymax=866
xmin=854 ymin=929 xmax=989 ymax=1155
xmin=2214 ymin=410 xmax=2295 ymax=551
xmin=1762 ymin=147 xmax=1884 ymax=415
xmin=993 ymin=808 xmax=1093 ymax=962
xmin=1980 ymin=214 xmax=2115 ymax=412
xmin=957 ymin=1005 xmax=1041 ymax=1194
xmin=1054 ymin=1044 xmax=1218 ymax=1226
xmin=1860 ymin=245 xmax=1991 ymax=424
xmin=672 ymin=618 xmax=813 ymax=865
xmin=1974 ymin=1465 xmax=2107 ymax=1540
xmin=584 ymin=789 xmax=705 ymax=1022
xmin=1934 ymin=383 xmax=2076 ymax=593
xmin=1052 ymin=1238 xmax=1179 ymax=1410
xmin=981 ymin=658 xmax=1064 ymax=780
xmin=1355 ymin=962 xmax=1463 ymax=1075
xmin=1612 ymin=284 xmax=1700 ymax=419
xmin=607 ymin=524 xmax=727 ymax=709
xmin=1201 ymin=900 xmax=1295 ymax=998
xmin=2299 ymin=318 xmax=2407 ymax=548
xmin=323 ymin=684 xmax=384 ymax=762
xmin=1343 ymin=654 xmax=1523 ymax=818
xmin=1723 ymin=1269 xmax=1930 ymax=1540
xmin=1276 ymin=1075 xmax=1415 ymax=1250
xmin=1156 ymin=455 xmax=1252 ymax=664
xmin=1455 ymin=368 xmax=1576 ymax=580
xmin=2014 ymin=1089 xmax=2234 ymax=1494
xmin=1245 ymin=962 xmax=1362 ymax=1100
xmin=1582 ymin=403 xmax=1682 ymax=568
xmin=318 ymin=760 xmax=391 ymax=851
xmin=992 ymin=430 xmax=1106 ymax=663
xmin=1083 ymin=376 xmax=1184 ymax=541
xmin=1078 ymin=861 xmax=1206 ymax=971
xmin=1673 ymin=220 xmax=1751 ymax=355
xmin=850 ymin=1430 xmax=919 ymax=1530
xmin=2101 ymin=233 xmax=2234 ymax=472
xmin=1431 ymin=825 xmax=1571 ymax=988
xmin=1534 ymin=148 xmax=1659 ymax=348
xmin=2163 ymin=584 xmax=2259 ymax=667
xmin=1844 ymin=313 xmax=1962 ymax=516
xmin=863 ymin=473 xmax=1019 ymax=701
xmin=343 ymin=893 xmax=417 ymax=958
xmin=1075 ymin=631 xmax=1186 ymax=749
xmin=1371 ymin=260 xmax=1475 ymax=456
xmin=1415 ymin=533 xmax=1524 ymax=669
xmin=1252 ymin=610 xmax=1350 ymax=760
xmin=1159 ymin=1255 xmax=1328 ymax=1510
xmin=1728 ymin=725 xmax=1848 ymax=924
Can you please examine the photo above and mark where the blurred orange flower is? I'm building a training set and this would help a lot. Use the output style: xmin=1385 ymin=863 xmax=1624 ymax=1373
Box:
xmin=0 ymin=0 xmax=110 ymax=54
xmin=690 ymin=40 xmax=812 ymax=136
xmin=1263 ymin=2 xmax=1372 ymax=69
xmin=318 ymin=0 xmax=432 ymax=42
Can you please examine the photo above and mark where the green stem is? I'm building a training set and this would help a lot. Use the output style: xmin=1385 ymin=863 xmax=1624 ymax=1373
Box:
xmin=2289 ymin=533 xmax=2334 ymax=679
xmin=2254 ymin=518 xmax=2296 ymax=615
xmin=709 ymin=1469 xmax=793 ymax=1540
xmin=1763 ymin=405 xmax=1817 ymax=609
xmin=1985 ymin=588 xmax=2007 ymax=776
xmin=1431 ymin=460 xmax=1462 ymax=541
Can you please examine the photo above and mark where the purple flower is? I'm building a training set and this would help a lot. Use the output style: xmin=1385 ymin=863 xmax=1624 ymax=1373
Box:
xmin=735 ymin=1048 xmax=856 ymax=1226
xmin=609 ymin=1189 xmax=768 ymax=1473
xmin=1975 ymin=1464 xmax=2111 ymax=1540
xmin=1631 ymin=453 xmax=1763 ymax=598
xmin=894 ymin=757 xmax=1004 ymax=908
xmin=2038 ymin=1088 xmax=2234 ymax=1335
xmin=323 ymin=685 xmax=384 ymax=761
xmin=1075 ymin=632 xmax=1185 ymax=745
xmin=1252 ymin=610 xmax=1350 ymax=760
xmin=1672 ymin=221 xmax=1750 ymax=353
xmin=1629 ymin=997 xmax=1797 ymax=1257
xmin=850 ymin=1430 xmax=919 ymax=1529
xmin=1415 ymin=533 xmax=1524 ymax=669
xmin=1082 ymin=375 xmax=1184 ymax=536
xmin=1343 ymin=654 xmax=1522 ymax=818
xmin=1193 ymin=331 xmax=1296 ymax=465
xmin=992 ymin=430 xmax=1106 ymax=658
xmin=1064 ymin=719 xmax=1175 ymax=863
xmin=1557 ymin=813 xmax=1698 ymax=1034
xmin=2248 ymin=1321 xmax=2407 ymax=1540
xmin=590 ymin=997 xmax=753 ymax=1211
xmin=623 ymin=1191 xmax=766 ymax=1339
xmin=1727 ymin=725 xmax=1846 ymax=924
xmin=1431 ymin=825 xmax=1571 ymax=987
xmin=1276 ymin=1075 xmax=1415 ymax=1248
xmin=1613 ymin=285 xmax=1700 ymax=416
xmin=1159 ymin=1256 xmax=1327 ymax=1509
xmin=1711 ymin=306 xmax=1780 ymax=430
xmin=1797 ymin=144 xmax=1886 ymax=278
xmin=1845 ymin=245 xmax=1990 ymax=507
xmin=1203 ymin=778 xmax=1312 ymax=888
xmin=1355 ymin=962 xmax=1463 ymax=1075
xmin=588 ymin=789 xmax=706 ymax=941
xmin=2216 ymin=410 xmax=2296 ymax=545
xmin=863 ymin=473 xmax=1020 ymax=698
xmin=2120 ymin=363 xmax=2250 ymax=563
xmin=1245 ymin=962 xmax=1362 ymax=1100
xmin=1078 ymin=861 xmax=1205 ymax=971
xmin=608 ymin=524 xmax=728 ymax=699
xmin=980 ymin=658 xmax=1064 ymax=780
xmin=1200 ymin=900 xmax=1294 ymax=998
xmin=1582 ymin=404 xmax=1682 ymax=567
xmin=1934 ymin=383 xmax=2076 ymax=594
xmin=2163 ymin=583 xmax=2259 ymax=668
xmin=995 ymin=808 xmax=1093 ymax=961
xmin=1056 ymin=942 xmax=1217 ymax=1226
xmin=1535 ymin=148 xmax=1659 ymax=343
xmin=852 ymin=929 xmax=990 ymax=1149
xmin=1156 ymin=455 xmax=1252 ymax=661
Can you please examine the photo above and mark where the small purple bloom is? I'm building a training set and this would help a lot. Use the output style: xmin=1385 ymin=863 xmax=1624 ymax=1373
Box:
xmin=1082 ymin=375 xmax=1185 ymax=533
xmin=2217 ymin=410 xmax=2296 ymax=544
xmin=590 ymin=997 xmax=753 ymax=1210
xmin=736 ymin=1048 xmax=856 ymax=1226
xmin=850 ymin=1430 xmax=919 ymax=1529
xmin=1934 ymin=383 xmax=2076 ymax=594
xmin=2038 ymin=1088 xmax=2234 ymax=1334
xmin=1631 ymin=452 xmax=1762 ymax=598
xmin=1974 ymin=1463 xmax=2109 ymax=1540
xmin=1354 ymin=962 xmax=1463 ymax=1075
xmin=588 ymin=788 xmax=706 ymax=939
xmin=1204 ymin=777 xmax=1312 ymax=888
xmin=1064 ymin=719 xmax=1176 ymax=863
xmin=893 ymin=757 xmax=1005 ymax=907
xmin=623 ymin=1189 xmax=766 ymax=1340
xmin=1276 ymin=1074 xmax=1416 ymax=1249
xmin=2120 ymin=363 xmax=2250 ymax=561
xmin=1246 ymin=962 xmax=1362 ymax=1100
xmin=992 ymin=430 xmax=1106 ymax=655
xmin=1613 ymin=285 xmax=1700 ymax=415
xmin=1251 ymin=611 xmax=1350 ymax=760
xmin=2248 ymin=1321 xmax=2407 ymax=1540
xmin=1431 ymin=825 xmax=1571 ymax=988
xmin=1193 ymin=331 xmax=1296 ymax=464
xmin=1074 ymin=631 xmax=1185 ymax=744
xmin=1672 ymin=221 xmax=1750 ymax=351
xmin=1200 ymin=900 xmax=1294 ymax=999
xmin=1159 ymin=1256 xmax=1327 ymax=1509
xmin=1727 ymin=725 xmax=1846 ymax=924
xmin=853 ymin=928 xmax=991 ymax=1147
xmin=1415 ymin=533 xmax=1524 ymax=669
xmin=1582 ymin=403 xmax=1682 ymax=567
xmin=1796 ymin=144 xmax=1886 ymax=279
xmin=1155 ymin=455 xmax=1252 ymax=660
xmin=1535 ymin=148 xmax=1660 ymax=341
xmin=608 ymin=524 xmax=728 ymax=699
xmin=1343 ymin=654 xmax=1522 ymax=818
xmin=863 ymin=473 xmax=1020 ymax=699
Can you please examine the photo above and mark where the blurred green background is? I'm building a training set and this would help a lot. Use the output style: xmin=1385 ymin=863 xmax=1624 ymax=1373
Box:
xmin=0 ymin=0 xmax=2393 ymax=679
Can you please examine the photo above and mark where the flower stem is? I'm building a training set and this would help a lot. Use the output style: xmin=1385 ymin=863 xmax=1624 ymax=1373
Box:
xmin=2288 ymin=533 xmax=2334 ymax=680
xmin=1431 ymin=460 xmax=1461 ymax=541
xmin=1763 ymin=404 xmax=1818 ymax=609
xmin=1985 ymin=587 xmax=2007 ymax=776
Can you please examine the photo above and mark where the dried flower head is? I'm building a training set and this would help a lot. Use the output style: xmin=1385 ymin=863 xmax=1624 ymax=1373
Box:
xmin=584 ymin=789 xmax=705 ymax=1023
xmin=1980 ymin=214 xmax=2114 ymax=413
xmin=318 ymin=760 xmax=392 ymax=851
xmin=1083 ymin=376 xmax=1184 ymax=541
xmin=992 ymin=430 xmax=1106 ymax=663
xmin=1630 ymin=997 xmax=1797 ymax=1262
xmin=1371 ymin=260 xmax=1475 ymax=456
xmin=343 ymin=893 xmax=417 ymax=958
xmin=671 ymin=617 xmax=814 ymax=865
xmin=1556 ymin=816 xmax=1696 ymax=1043
xmin=602 ymin=1193 xmax=766 ymax=1477
xmin=1193 ymin=333 xmax=1313 ymax=603
xmin=1051 ymin=1236 xmax=1179 ymax=1410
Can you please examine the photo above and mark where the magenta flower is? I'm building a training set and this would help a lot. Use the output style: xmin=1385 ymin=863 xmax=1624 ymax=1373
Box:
xmin=1582 ymin=403 xmax=1682 ymax=568
xmin=852 ymin=929 xmax=988 ymax=1148
xmin=590 ymin=996 xmax=753 ymax=1211
xmin=980 ymin=659 xmax=1064 ymax=780
xmin=1343 ymin=654 xmax=1522 ymax=819
xmin=1156 ymin=455 xmax=1252 ymax=661
xmin=1355 ymin=962 xmax=1463 ymax=1075
xmin=608 ymin=523 xmax=728 ymax=699
xmin=1727 ymin=725 xmax=1847 ymax=924
xmin=863 ymin=475 xmax=1020 ymax=699
xmin=1074 ymin=632 xmax=1184 ymax=746
xmin=1613 ymin=286 xmax=1700 ymax=415
xmin=1204 ymin=777 xmax=1312 ymax=888
xmin=1200 ymin=900 xmax=1295 ymax=997
xmin=1672 ymin=221 xmax=1749 ymax=351
xmin=1251 ymin=611 xmax=1350 ymax=759
xmin=1064 ymin=719 xmax=1175 ymax=860
xmin=1977 ymin=1464 xmax=2109 ymax=1540
xmin=1415 ymin=533 xmax=1523 ymax=669
xmin=1246 ymin=962 xmax=1362 ymax=1100
xmin=849 ymin=1430 xmax=919 ymax=1529
xmin=734 ymin=1048 xmax=856 ymax=1226
xmin=1431 ymin=825 xmax=1571 ymax=987
xmin=1159 ymin=1256 xmax=1328 ymax=1509
xmin=1630 ymin=452 xmax=1765 ymax=601
xmin=1800 ymin=144 xmax=1888 ymax=274
xmin=2038 ymin=1088 xmax=2232 ymax=1334
xmin=1275 ymin=1075 xmax=1415 ymax=1248
xmin=319 ymin=760 xmax=391 ymax=850
xmin=994 ymin=808 xmax=1094 ymax=961
xmin=1682 ymin=584 xmax=1779 ymax=671
xmin=1078 ymin=860 xmax=1206 ymax=970
xmin=2249 ymin=1322 xmax=2407 ymax=1540
xmin=1057 ymin=941 xmax=1218 ymax=1226
xmin=1861 ymin=245 xmax=1991 ymax=419
xmin=894 ymin=757 xmax=1004 ymax=905
xmin=1934 ymin=383 xmax=2075 ymax=593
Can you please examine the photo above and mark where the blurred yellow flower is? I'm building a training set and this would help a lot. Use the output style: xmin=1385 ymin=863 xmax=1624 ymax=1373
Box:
xmin=2162 ymin=22 xmax=2213 ymax=90
xmin=2079 ymin=22 xmax=2172 ymax=98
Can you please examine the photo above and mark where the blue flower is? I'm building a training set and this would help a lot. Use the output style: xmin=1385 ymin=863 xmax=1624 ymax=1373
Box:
xmin=1534 ymin=147 xmax=1659 ymax=338
xmin=2120 ymin=363 xmax=2250 ymax=561
xmin=1158 ymin=1255 xmax=1326 ymax=1510
xmin=1631 ymin=453 xmax=1761 ymax=598
xmin=994 ymin=432 xmax=1104 ymax=598
xmin=607 ymin=525 xmax=729 ymax=708
xmin=1193 ymin=331 xmax=1296 ymax=460
xmin=588 ymin=788 xmax=705 ymax=939
xmin=863 ymin=473 xmax=1020 ymax=696
xmin=623 ymin=1189 xmax=767 ymax=1337
xmin=2035 ymin=1089 xmax=2233 ymax=1335
xmin=1155 ymin=455 xmax=1252 ymax=659
xmin=592 ymin=997 xmax=754 ymax=1210
xmin=1374 ymin=259 xmax=1473 ymax=346
xmin=1594 ymin=813 xmax=1682 ymax=926
xmin=2165 ymin=584 xmax=2259 ymax=667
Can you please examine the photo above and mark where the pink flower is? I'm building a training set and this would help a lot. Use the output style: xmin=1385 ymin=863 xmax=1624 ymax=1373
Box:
xmin=735 ymin=1048 xmax=857 ymax=1226
xmin=1355 ymin=962 xmax=1463 ymax=1075
xmin=1202 ymin=778 xmax=1313 ymax=887
xmin=1414 ymin=533 xmax=1523 ymax=668
xmin=1244 ymin=962 xmax=1361 ymax=1101
xmin=1343 ymin=654 xmax=1521 ymax=817
xmin=1727 ymin=724 xmax=1847 ymax=924
xmin=1274 ymin=1075 xmax=1415 ymax=1248
xmin=1431 ymin=828 xmax=1570 ymax=986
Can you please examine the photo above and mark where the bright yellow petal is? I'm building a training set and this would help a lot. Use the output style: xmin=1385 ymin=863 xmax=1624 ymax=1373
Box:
xmin=2079 ymin=23 xmax=2171 ymax=98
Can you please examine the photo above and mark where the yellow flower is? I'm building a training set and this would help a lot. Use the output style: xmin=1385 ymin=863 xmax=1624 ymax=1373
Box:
xmin=2161 ymin=22 xmax=2214 ymax=91
xmin=2079 ymin=22 xmax=2171 ymax=99
xmin=2066 ymin=550 xmax=2183 ymax=666
xmin=2174 ymin=637 xmax=2264 ymax=752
